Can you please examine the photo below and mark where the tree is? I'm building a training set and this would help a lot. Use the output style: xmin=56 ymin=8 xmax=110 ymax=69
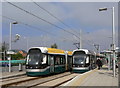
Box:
xmin=1 ymin=42 xmax=9 ymax=60
xmin=51 ymin=43 xmax=58 ymax=49
xmin=2 ymin=41 xmax=9 ymax=52
xmin=11 ymin=53 xmax=25 ymax=60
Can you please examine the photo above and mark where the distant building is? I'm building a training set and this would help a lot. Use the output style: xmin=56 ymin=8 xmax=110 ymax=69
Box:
xmin=7 ymin=49 xmax=27 ymax=57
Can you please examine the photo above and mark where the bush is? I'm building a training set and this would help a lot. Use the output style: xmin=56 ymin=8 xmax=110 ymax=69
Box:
xmin=12 ymin=53 xmax=25 ymax=60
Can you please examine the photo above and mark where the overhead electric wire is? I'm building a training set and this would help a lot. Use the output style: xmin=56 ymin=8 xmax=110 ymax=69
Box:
xmin=1 ymin=15 xmax=55 ymax=35
xmin=5 ymin=0 xmax=80 ymax=39
xmin=31 ymin=0 xmax=79 ymax=35
xmin=82 ymin=33 xmax=97 ymax=46
xmin=2 ymin=15 xmax=75 ymax=44
xmin=4 ymin=0 xmax=96 ymax=48
xmin=81 ymin=35 xmax=101 ymax=51
xmin=83 ymin=40 xmax=94 ymax=46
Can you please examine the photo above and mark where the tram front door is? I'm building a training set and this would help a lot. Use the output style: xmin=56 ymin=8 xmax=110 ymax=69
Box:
xmin=50 ymin=56 xmax=54 ymax=73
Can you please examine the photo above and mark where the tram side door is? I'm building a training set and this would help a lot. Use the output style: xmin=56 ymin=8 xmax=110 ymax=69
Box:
xmin=50 ymin=56 xmax=54 ymax=73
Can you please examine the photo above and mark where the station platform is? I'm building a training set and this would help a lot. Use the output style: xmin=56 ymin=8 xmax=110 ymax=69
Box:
xmin=0 ymin=71 xmax=26 ymax=79
xmin=62 ymin=65 xmax=118 ymax=87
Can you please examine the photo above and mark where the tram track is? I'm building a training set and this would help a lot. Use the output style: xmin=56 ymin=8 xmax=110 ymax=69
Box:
xmin=1 ymin=72 xmax=76 ymax=87
xmin=31 ymin=73 xmax=78 ymax=88
xmin=28 ymin=73 xmax=78 ymax=88
xmin=0 ymin=75 xmax=27 ymax=82
xmin=1 ymin=75 xmax=39 ymax=87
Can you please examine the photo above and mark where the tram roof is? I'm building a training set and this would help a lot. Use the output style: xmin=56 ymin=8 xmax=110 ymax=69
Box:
xmin=72 ymin=49 xmax=95 ymax=55
xmin=67 ymin=51 xmax=72 ymax=56
xmin=29 ymin=47 xmax=65 ymax=55
xmin=47 ymin=48 xmax=65 ymax=54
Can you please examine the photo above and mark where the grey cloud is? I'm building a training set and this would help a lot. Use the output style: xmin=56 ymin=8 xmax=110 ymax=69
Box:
xmin=2 ymin=2 xmax=118 ymax=51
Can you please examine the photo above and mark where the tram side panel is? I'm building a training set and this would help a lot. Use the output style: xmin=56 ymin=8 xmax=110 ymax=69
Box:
xmin=54 ymin=55 xmax=66 ymax=73
xmin=67 ymin=56 xmax=72 ymax=71
xmin=48 ymin=55 xmax=55 ymax=74
xmin=89 ymin=54 xmax=97 ymax=69
xmin=64 ymin=51 xmax=72 ymax=71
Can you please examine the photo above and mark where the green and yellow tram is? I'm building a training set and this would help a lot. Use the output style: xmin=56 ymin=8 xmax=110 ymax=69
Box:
xmin=26 ymin=47 xmax=72 ymax=76
xmin=72 ymin=49 xmax=96 ymax=73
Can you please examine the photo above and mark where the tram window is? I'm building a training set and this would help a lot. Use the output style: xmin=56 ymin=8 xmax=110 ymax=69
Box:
xmin=48 ymin=55 xmax=51 ymax=65
xmin=55 ymin=56 xmax=60 ymax=65
xmin=68 ymin=56 xmax=72 ymax=64
xmin=26 ymin=55 xmax=29 ymax=64
xmin=67 ymin=57 xmax=70 ymax=64
xmin=70 ymin=57 xmax=72 ymax=64
xmin=60 ymin=57 xmax=64 ymax=64
xmin=63 ymin=56 xmax=65 ymax=64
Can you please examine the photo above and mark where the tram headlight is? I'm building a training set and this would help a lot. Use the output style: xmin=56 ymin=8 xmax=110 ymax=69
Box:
xmin=26 ymin=62 xmax=28 ymax=65
xmin=81 ymin=62 xmax=83 ymax=64
xmin=35 ymin=62 xmax=39 ymax=65
xmin=26 ymin=66 xmax=28 ymax=68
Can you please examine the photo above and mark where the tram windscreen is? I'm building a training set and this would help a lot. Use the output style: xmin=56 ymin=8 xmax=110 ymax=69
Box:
xmin=26 ymin=49 xmax=43 ymax=65
xmin=73 ymin=51 xmax=86 ymax=65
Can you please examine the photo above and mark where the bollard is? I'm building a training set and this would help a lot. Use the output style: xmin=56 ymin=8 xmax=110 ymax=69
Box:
xmin=8 ymin=57 xmax=12 ymax=72
xmin=19 ymin=63 xmax=22 ymax=71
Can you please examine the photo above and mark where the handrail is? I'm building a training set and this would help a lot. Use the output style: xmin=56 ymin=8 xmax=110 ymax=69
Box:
xmin=0 ymin=60 xmax=25 ymax=63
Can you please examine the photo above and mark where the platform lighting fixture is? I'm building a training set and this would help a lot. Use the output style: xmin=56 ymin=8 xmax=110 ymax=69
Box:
xmin=99 ymin=8 xmax=107 ymax=11
xmin=99 ymin=7 xmax=116 ymax=77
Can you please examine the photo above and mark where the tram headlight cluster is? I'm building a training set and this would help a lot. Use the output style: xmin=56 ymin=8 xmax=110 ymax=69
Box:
xmin=81 ymin=62 xmax=84 ymax=64
xmin=26 ymin=66 xmax=29 ymax=69
xmin=35 ymin=62 xmax=39 ymax=65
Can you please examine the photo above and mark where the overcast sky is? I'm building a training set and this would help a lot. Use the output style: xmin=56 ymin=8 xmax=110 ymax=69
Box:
xmin=1 ymin=0 xmax=119 ymax=52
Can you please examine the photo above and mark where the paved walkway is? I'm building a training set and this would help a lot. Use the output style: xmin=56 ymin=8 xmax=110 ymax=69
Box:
xmin=80 ymin=69 xmax=118 ymax=86
xmin=0 ymin=71 xmax=26 ymax=79
xmin=63 ymin=66 xmax=118 ymax=87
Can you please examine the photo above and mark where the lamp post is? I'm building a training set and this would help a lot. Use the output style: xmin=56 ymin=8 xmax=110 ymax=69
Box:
xmin=9 ymin=21 xmax=18 ymax=50
xmin=9 ymin=21 xmax=18 ymax=72
xmin=99 ymin=7 xmax=116 ymax=77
